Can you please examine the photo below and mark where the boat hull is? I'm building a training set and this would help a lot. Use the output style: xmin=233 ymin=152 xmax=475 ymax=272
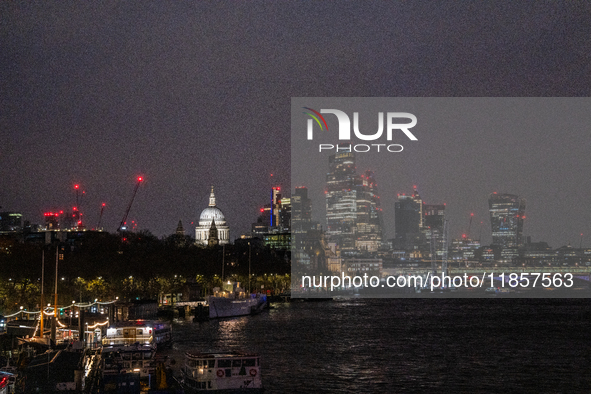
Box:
xmin=208 ymin=296 xmax=266 ymax=319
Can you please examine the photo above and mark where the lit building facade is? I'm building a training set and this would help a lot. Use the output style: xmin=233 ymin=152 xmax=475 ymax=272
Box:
xmin=394 ymin=187 xmax=423 ymax=250
xmin=0 ymin=212 xmax=23 ymax=232
xmin=326 ymin=151 xmax=358 ymax=253
xmin=195 ymin=186 xmax=230 ymax=246
xmin=325 ymin=149 xmax=382 ymax=254
xmin=354 ymin=170 xmax=383 ymax=252
xmin=291 ymin=187 xmax=312 ymax=233
xmin=488 ymin=193 xmax=526 ymax=248
xmin=423 ymin=203 xmax=446 ymax=257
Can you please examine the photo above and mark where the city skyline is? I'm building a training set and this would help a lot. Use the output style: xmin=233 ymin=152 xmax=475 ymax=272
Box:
xmin=3 ymin=3 xmax=590 ymax=247
xmin=292 ymin=98 xmax=591 ymax=249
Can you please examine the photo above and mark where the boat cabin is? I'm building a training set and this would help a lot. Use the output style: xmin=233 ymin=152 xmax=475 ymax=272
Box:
xmin=182 ymin=351 xmax=262 ymax=391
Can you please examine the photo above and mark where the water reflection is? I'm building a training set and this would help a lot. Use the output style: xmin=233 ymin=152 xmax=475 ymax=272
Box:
xmin=162 ymin=299 xmax=591 ymax=393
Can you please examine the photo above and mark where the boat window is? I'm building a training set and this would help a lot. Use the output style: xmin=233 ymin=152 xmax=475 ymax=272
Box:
xmin=207 ymin=360 xmax=215 ymax=368
xmin=243 ymin=359 xmax=256 ymax=367
xmin=122 ymin=353 xmax=132 ymax=360
xmin=233 ymin=359 xmax=242 ymax=367
xmin=137 ymin=329 xmax=143 ymax=335
xmin=218 ymin=359 xmax=232 ymax=368
xmin=117 ymin=330 xmax=122 ymax=335
xmin=132 ymin=353 xmax=141 ymax=360
xmin=188 ymin=360 xmax=198 ymax=368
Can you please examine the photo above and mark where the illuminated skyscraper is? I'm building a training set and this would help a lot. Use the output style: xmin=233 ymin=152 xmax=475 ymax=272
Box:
xmin=488 ymin=193 xmax=526 ymax=248
xmin=326 ymin=150 xmax=358 ymax=253
xmin=291 ymin=187 xmax=312 ymax=233
xmin=0 ymin=212 xmax=23 ymax=232
xmin=325 ymin=149 xmax=382 ymax=254
xmin=423 ymin=203 xmax=446 ymax=257
xmin=394 ymin=187 xmax=423 ymax=250
xmin=355 ymin=170 xmax=383 ymax=252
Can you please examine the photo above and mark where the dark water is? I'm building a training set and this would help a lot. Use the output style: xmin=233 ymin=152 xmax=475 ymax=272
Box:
xmin=162 ymin=299 xmax=591 ymax=393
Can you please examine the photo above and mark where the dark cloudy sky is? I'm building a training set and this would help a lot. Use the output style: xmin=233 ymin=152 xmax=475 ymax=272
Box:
xmin=1 ymin=2 xmax=590 ymax=246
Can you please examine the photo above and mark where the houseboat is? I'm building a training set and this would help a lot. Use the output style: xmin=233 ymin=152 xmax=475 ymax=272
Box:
xmin=181 ymin=351 xmax=262 ymax=392
xmin=102 ymin=343 xmax=157 ymax=377
xmin=102 ymin=320 xmax=172 ymax=348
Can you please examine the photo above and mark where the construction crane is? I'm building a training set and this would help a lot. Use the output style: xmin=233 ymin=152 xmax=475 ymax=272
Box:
xmin=117 ymin=176 xmax=143 ymax=232
xmin=97 ymin=203 xmax=106 ymax=230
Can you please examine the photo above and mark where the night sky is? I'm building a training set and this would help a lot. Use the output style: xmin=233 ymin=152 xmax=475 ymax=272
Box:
xmin=2 ymin=2 xmax=590 ymax=246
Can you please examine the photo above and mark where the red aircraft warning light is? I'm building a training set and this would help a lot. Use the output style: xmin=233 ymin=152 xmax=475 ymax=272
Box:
xmin=138 ymin=176 xmax=143 ymax=182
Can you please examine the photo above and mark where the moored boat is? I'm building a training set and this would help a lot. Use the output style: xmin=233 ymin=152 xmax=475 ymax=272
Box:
xmin=181 ymin=351 xmax=263 ymax=392
xmin=208 ymin=283 xmax=266 ymax=319
xmin=102 ymin=343 xmax=157 ymax=378
xmin=208 ymin=296 xmax=266 ymax=319
xmin=102 ymin=320 xmax=172 ymax=348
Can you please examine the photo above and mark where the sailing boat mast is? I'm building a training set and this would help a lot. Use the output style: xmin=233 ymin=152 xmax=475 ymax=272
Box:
xmin=39 ymin=250 xmax=44 ymax=339
xmin=53 ymin=245 xmax=60 ymax=326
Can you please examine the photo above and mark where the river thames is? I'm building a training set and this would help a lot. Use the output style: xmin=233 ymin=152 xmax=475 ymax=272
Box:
xmin=162 ymin=299 xmax=590 ymax=392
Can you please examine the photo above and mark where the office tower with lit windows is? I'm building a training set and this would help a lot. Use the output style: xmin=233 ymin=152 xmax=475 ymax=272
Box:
xmin=423 ymin=203 xmax=446 ymax=257
xmin=488 ymin=193 xmax=526 ymax=248
xmin=291 ymin=187 xmax=312 ymax=233
xmin=394 ymin=187 xmax=423 ymax=250
xmin=355 ymin=170 xmax=383 ymax=252
xmin=0 ymin=212 xmax=23 ymax=232
xmin=326 ymin=150 xmax=358 ymax=253
xmin=325 ymin=149 xmax=382 ymax=254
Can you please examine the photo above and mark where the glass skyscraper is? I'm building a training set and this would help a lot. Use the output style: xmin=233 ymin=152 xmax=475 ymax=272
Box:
xmin=325 ymin=149 xmax=382 ymax=254
xmin=488 ymin=193 xmax=526 ymax=248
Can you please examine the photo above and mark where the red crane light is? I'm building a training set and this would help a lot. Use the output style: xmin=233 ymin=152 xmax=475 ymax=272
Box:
xmin=74 ymin=184 xmax=79 ymax=189
xmin=138 ymin=176 xmax=143 ymax=182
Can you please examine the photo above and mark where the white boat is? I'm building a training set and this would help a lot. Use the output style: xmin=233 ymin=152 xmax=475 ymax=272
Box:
xmin=102 ymin=320 xmax=172 ymax=348
xmin=181 ymin=351 xmax=262 ymax=393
